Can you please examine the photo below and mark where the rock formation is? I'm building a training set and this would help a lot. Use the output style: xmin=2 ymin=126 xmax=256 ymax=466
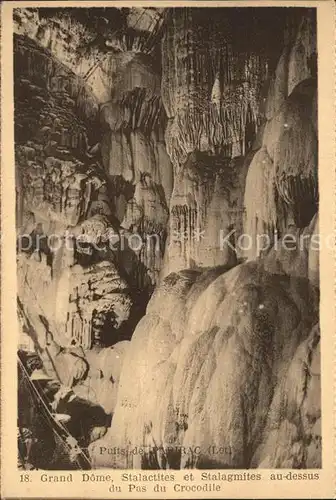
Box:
xmin=15 ymin=6 xmax=320 ymax=469
xmin=90 ymin=257 xmax=319 ymax=469
xmin=15 ymin=7 xmax=172 ymax=360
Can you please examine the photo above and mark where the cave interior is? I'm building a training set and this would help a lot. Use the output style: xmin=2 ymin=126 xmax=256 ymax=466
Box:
xmin=15 ymin=6 xmax=320 ymax=470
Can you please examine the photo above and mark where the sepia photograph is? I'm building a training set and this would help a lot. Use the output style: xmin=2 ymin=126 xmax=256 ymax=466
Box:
xmin=13 ymin=5 xmax=322 ymax=472
xmin=1 ymin=1 xmax=335 ymax=497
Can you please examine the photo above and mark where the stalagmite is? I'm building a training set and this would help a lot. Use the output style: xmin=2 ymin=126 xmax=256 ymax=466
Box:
xmin=243 ymin=147 xmax=277 ymax=260
xmin=91 ymin=258 xmax=319 ymax=469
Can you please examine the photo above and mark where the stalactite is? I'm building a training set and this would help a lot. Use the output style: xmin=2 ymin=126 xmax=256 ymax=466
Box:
xmin=97 ymin=47 xmax=172 ymax=290
xmin=15 ymin=35 xmax=99 ymax=125
xmin=162 ymin=9 xmax=274 ymax=168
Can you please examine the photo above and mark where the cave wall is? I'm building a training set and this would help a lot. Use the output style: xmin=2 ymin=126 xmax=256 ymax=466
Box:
xmin=15 ymin=8 xmax=172 ymax=359
xmin=15 ymin=8 xmax=173 ymax=417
